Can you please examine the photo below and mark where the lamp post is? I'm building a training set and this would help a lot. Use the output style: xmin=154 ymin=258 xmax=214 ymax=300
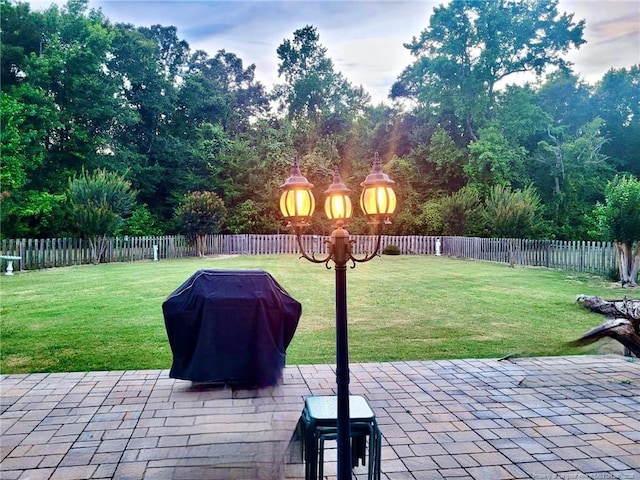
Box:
xmin=279 ymin=153 xmax=396 ymax=480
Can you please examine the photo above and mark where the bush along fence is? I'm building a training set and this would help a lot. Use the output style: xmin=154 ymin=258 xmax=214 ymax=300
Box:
xmin=1 ymin=234 xmax=617 ymax=277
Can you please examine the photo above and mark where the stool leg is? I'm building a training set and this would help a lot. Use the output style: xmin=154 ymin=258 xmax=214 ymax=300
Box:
xmin=318 ymin=435 xmax=325 ymax=480
xmin=307 ymin=432 xmax=317 ymax=480
xmin=375 ymin=426 xmax=382 ymax=480
xmin=367 ymin=425 xmax=374 ymax=480
xmin=302 ymin=414 xmax=318 ymax=480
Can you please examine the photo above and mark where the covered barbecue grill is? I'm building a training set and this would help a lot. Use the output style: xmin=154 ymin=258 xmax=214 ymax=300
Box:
xmin=162 ymin=269 xmax=301 ymax=386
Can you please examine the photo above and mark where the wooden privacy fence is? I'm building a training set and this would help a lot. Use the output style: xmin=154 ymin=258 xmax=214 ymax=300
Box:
xmin=440 ymin=237 xmax=617 ymax=275
xmin=1 ymin=234 xmax=617 ymax=277
xmin=0 ymin=236 xmax=190 ymax=271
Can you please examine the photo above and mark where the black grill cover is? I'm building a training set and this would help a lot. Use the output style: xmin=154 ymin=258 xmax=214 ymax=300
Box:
xmin=162 ymin=270 xmax=301 ymax=386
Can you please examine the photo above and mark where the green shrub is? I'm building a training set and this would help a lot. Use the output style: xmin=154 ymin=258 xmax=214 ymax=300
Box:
xmin=383 ymin=244 xmax=400 ymax=255
xmin=121 ymin=204 xmax=162 ymax=236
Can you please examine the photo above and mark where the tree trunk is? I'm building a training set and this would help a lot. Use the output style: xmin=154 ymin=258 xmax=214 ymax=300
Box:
xmin=547 ymin=127 xmax=564 ymax=216
xmin=466 ymin=114 xmax=478 ymax=142
xmin=195 ymin=234 xmax=207 ymax=257
xmin=616 ymin=241 xmax=639 ymax=287
xmin=630 ymin=242 xmax=640 ymax=287
xmin=508 ymin=239 xmax=516 ymax=268
xmin=89 ymin=235 xmax=109 ymax=264
xmin=576 ymin=295 xmax=640 ymax=320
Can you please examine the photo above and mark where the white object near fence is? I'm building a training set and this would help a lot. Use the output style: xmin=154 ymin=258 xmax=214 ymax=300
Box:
xmin=153 ymin=245 xmax=159 ymax=261
xmin=1 ymin=255 xmax=21 ymax=275
xmin=435 ymin=238 xmax=441 ymax=256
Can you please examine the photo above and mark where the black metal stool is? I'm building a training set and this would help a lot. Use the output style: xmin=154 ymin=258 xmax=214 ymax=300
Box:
xmin=300 ymin=395 xmax=382 ymax=480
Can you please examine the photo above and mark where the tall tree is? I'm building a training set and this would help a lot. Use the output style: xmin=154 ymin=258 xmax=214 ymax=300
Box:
xmin=593 ymin=66 xmax=640 ymax=177
xmin=533 ymin=118 xmax=613 ymax=238
xmin=391 ymin=0 xmax=585 ymax=142
xmin=0 ymin=0 xmax=46 ymax=88
xmin=0 ymin=87 xmax=62 ymax=238
xmin=179 ymin=49 xmax=269 ymax=133
xmin=534 ymin=70 xmax=594 ymax=134
xmin=107 ymin=23 xmax=184 ymax=220
xmin=494 ymin=84 xmax=551 ymax=150
xmin=592 ymin=175 xmax=640 ymax=286
xmin=273 ymin=25 xmax=369 ymax=126
xmin=1 ymin=0 xmax=124 ymax=237
xmin=33 ymin=1 xmax=125 ymax=188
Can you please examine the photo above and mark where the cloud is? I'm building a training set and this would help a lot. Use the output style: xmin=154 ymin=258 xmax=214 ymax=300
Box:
xmin=559 ymin=0 xmax=639 ymax=78
xmin=589 ymin=14 xmax=640 ymax=46
xmin=169 ymin=1 xmax=436 ymax=100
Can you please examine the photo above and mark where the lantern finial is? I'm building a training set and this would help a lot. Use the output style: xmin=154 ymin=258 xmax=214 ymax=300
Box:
xmin=280 ymin=156 xmax=313 ymax=190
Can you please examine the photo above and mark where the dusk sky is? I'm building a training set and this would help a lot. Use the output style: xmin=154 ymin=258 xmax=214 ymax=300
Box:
xmin=30 ymin=0 xmax=640 ymax=104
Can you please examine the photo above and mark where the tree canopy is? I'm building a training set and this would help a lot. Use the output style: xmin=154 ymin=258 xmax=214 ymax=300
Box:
xmin=391 ymin=0 xmax=585 ymax=141
xmin=1 ymin=0 xmax=638 ymax=244
xmin=175 ymin=191 xmax=227 ymax=257
xmin=592 ymin=175 xmax=640 ymax=286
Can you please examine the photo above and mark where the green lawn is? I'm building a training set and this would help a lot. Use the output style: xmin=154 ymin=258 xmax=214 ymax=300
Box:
xmin=0 ymin=254 xmax=626 ymax=374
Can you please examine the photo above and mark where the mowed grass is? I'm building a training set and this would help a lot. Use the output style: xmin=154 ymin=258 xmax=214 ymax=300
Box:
xmin=0 ymin=254 xmax=627 ymax=374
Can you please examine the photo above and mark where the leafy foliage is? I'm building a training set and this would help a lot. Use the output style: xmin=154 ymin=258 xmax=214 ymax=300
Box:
xmin=465 ymin=125 xmax=528 ymax=194
xmin=438 ymin=186 xmax=482 ymax=236
xmin=121 ymin=205 xmax=162 ymax=237
xmin=593 ymin=66 xmax=640 ymax=177
xmin=174 ymin=191 xmax=227 ymax=255
xmin=416 ymin=200 xmax=444 ymax=236
xmin=593 ymin=175 xmax=640 ymax=245
xmin=534 ymin=117 xmax=613 ymax=238
xmin=273 ymin=25 xmax=369 ymax=122
xmin=483 ymin=184 xmax=544 ymax=238
xmin=68 ymin=168 xmax=137 ymax=263
xmin=1 ymin=0 xmax=637 ymax=246
xmin=392 ymin=0 xmax=585 ymax=140
xmin=592 ymin=175 xmax=640 ymax=286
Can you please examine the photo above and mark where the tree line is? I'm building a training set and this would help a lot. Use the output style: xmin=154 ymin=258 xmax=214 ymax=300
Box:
xmin=2 ymin=0 xmax=638 ymax=253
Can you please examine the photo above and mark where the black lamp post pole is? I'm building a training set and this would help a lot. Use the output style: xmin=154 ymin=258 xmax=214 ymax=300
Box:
xmin=332 ymin=229 xmax=352 ymax=480
xmin=281 ymin=155 xmax=395 ymax=480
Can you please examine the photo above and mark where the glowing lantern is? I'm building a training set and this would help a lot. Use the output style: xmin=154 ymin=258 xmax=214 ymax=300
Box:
xmin=360 ymin=152 xmax=396 ymax=224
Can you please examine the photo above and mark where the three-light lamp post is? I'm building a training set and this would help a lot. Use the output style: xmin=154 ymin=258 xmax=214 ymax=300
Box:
xmin=279 ymin=153 xmax=397 ymax=480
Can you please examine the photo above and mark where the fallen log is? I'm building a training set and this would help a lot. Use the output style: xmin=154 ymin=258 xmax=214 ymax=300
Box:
xmin=576 ymin=294 xmax=640 ymax=320
xmin=571 ymin=295 xmax=640 ymax=357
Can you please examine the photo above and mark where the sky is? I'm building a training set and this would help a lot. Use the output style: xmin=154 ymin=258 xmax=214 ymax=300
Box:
xmin=30 ymin=0 xmax=640 ymax=104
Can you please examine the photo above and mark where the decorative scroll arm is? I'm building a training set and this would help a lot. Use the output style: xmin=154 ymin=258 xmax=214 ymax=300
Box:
xmin=292 ymin=226 xmax=332 ymax=265
xmin=349 ymin=223 xmax=385 ymax=264
xmin=291 ymin=222 xmax=388 ymax=268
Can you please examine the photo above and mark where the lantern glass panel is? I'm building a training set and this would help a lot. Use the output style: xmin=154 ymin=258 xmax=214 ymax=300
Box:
xmin=280 ymin=188 xmax=315 ymax=220
xmin=325 ymin=194 xmax=352 ymax=220
xmin=360 ymin=186 xmax=396 ymax=217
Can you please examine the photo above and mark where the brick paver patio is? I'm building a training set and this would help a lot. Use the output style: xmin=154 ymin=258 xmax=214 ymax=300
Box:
xmin=1 ymin=355 xmax=639 ymax=479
